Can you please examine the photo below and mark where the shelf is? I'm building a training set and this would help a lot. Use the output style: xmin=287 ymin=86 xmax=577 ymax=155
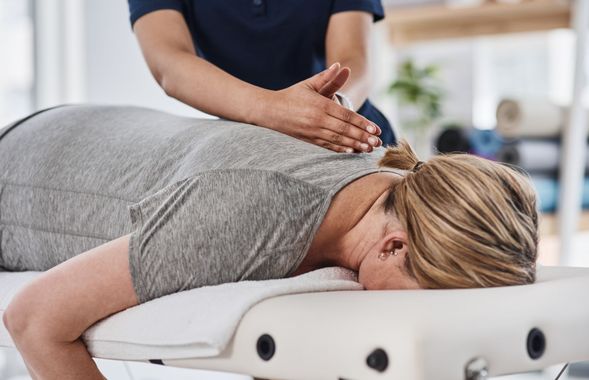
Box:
xmin=386 ymin=0 xmax=571 ymax=45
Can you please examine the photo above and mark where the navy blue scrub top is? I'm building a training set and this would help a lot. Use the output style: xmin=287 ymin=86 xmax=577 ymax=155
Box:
xmin=128 ymin=0 xmax=396 ymax=144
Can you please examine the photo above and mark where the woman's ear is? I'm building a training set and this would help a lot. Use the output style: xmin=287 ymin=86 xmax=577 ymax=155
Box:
xmin=379 ymin=231 xmax=408 ymax=257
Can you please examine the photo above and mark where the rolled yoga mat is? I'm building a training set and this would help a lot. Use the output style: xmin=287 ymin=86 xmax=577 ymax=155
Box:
xmin=497 ymin=140 xmax=560 ymax=173
xmin=496 ymin=99 xmax=565 ymax=139
xmin=530 ymin=176 xmax=589 ymax=213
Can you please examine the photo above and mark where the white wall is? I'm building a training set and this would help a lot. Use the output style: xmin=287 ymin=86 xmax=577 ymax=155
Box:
xmin=0 ymin=0 xmax=34 ymax=125
xmin=33 ymin=0 xmax=207 ymax=117
xmin=82 ymin=0 xmax=207 ymax=117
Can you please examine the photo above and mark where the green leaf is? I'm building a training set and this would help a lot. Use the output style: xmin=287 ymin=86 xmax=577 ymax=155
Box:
xmin=390 ymin=58 xmax=445 ymax=130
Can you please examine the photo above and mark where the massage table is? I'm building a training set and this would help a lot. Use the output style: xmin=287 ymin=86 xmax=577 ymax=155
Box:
xmin=0 ymin=266 xmax=588 ymax=380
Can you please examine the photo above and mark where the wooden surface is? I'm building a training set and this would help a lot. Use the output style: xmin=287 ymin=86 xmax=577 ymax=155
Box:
xmin=386 ymin=0 xmax=571 ymax=45
xmin=539 ymin=211 xmax=589 ymax=236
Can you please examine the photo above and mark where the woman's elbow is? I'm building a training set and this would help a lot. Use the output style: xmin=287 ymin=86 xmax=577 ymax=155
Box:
xmin=3 ymin=293 xmax=42 ymax=345
xmin=3 ymin=278 xmax=65 ymax=346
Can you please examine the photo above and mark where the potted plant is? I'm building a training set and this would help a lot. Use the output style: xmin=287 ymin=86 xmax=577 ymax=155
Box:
xmin=389 ymin=59 xmax=444 ymax=157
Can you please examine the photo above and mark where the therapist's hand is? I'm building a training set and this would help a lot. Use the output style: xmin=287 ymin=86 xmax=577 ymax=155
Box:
xmin=255 ymin=63 xmax=382 ymax=153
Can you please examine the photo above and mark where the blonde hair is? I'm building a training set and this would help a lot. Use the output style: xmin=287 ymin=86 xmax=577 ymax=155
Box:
xmin=379 ymin=140 xmax=538 ymax=289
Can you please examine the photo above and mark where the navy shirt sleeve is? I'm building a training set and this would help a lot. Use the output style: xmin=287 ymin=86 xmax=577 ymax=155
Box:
xmin=331 ymin=0 xmax=385 ymax=22
xmin=128 ymin=0 xmax=185 ymax=27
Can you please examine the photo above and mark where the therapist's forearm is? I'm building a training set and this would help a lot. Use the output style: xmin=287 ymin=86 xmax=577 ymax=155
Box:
xmin=158 ymin=51 xmax=269 ymax=125
xmin=331 ymin=57 xmax=371 ymax=111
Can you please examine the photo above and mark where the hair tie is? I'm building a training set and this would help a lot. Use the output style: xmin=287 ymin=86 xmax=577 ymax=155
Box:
xmin=412 ymin=161 xmax=425 ymax=173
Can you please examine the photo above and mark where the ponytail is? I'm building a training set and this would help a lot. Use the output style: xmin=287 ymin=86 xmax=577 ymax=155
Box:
xmin=378 ymin=140 xmax=421 ymax=171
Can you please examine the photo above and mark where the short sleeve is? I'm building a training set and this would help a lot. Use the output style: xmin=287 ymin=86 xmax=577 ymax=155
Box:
xmin=128 ymin=0 xmax=185 ymax=27
xmin=331 ymin=0 xmax=385 ymax=22
xmin=126 ymin=170 xmax=326 ymax=304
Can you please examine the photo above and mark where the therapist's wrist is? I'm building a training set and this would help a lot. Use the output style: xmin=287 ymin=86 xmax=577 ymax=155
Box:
xmin=243 ymin=88 xmax=273 ymax=126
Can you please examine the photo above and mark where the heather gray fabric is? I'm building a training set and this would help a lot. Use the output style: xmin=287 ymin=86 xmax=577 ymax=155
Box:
xmin=0 ymin=104 xmax=402 ymax=303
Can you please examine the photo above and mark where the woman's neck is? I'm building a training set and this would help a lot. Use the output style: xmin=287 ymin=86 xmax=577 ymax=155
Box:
xmin=291 ymin=172 xmax=401 ymax=276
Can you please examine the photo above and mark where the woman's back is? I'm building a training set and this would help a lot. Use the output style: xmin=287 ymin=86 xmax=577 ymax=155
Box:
xmin=0 ymin=105 xmax=400 ymax=302
xmin=1 ymin=105 xmax=390 ymax=195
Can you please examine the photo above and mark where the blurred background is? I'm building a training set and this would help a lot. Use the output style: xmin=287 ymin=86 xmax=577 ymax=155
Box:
xmin=1 ymin=0 xmax=588 ymax=379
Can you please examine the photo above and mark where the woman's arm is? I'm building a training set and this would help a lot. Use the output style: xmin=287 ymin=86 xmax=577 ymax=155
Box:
xmin=325 ymin=11 xmax=374 ymax=111
xmin=3 ymin=235 xmax=138 ymax=380
xmin=133 ymin=10 xmax=382 ymax=153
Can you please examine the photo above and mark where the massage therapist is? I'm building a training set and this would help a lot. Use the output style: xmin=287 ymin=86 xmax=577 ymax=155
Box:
xmin=127 ymin=0 xmax=395 ymax=153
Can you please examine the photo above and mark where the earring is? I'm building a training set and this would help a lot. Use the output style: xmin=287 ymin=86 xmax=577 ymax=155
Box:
xmin=378 ymin=249 xmax=399 ymax=261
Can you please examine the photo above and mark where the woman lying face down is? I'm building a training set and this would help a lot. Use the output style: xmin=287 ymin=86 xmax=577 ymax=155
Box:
xmin=299 ymin=140 xmax=538 ymax=291
xmin=0 ymin=105 xmax=537 ymax=379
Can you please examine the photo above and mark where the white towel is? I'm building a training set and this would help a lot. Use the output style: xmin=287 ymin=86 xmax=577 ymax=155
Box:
xmin=82 ymin=267 xmax=362 ymax=360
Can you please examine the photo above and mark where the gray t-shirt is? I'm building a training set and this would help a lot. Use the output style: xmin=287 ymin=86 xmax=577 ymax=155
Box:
xmin=0 ymin=105 xmax=401 ymax=303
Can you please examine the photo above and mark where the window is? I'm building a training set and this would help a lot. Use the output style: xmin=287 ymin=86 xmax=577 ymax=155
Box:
xmin=0 ymin=0 xmax=35 ymax=126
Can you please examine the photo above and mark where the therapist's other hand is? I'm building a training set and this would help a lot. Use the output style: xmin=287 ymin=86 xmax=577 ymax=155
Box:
xmin=317 ymin=65 xmax=353 ymax=107
xmin=257 ymin=63 xmax=382 ymax=153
